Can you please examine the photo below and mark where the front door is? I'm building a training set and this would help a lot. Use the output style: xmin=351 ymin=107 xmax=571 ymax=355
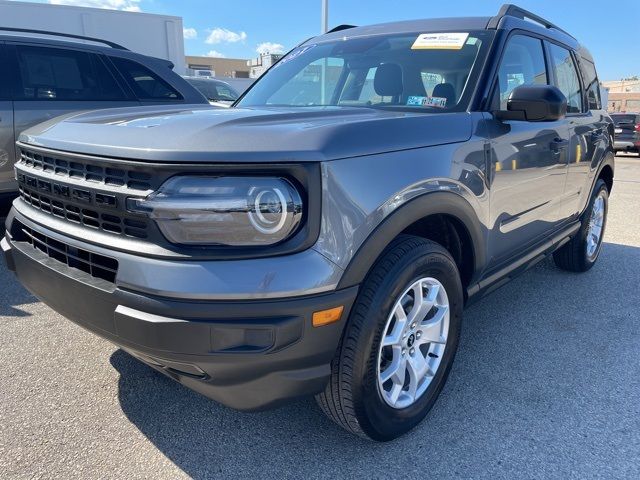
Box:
xmin=486 ymin=34 xmax=570 ymax=266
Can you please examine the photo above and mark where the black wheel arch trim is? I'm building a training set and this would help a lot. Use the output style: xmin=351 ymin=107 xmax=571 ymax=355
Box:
xmin=336 ymin=191 xmax=486 ymax=290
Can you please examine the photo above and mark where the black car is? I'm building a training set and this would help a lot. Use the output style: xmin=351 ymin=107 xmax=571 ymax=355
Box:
xmin=611 ymin=113 xmax=640 ymax=155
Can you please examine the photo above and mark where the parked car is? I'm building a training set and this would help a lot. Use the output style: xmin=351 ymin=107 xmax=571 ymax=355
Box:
xmin=611 ymin=113 xmax=640 ymax=155
xmin=2 ymin=4 xmax=614 ymax=441
xmin=183 ymin=76 xmax=239 ymax=107
xmin=0 ymin=28 xmax=209 ymax=199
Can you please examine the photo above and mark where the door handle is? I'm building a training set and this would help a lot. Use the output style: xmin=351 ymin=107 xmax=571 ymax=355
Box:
xmin=550 ymin=138 xmax=569 ymax=153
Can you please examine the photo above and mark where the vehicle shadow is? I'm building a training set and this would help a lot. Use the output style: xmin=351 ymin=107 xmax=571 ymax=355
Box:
xmin=110 ymin=241 xmax=640 ymax=478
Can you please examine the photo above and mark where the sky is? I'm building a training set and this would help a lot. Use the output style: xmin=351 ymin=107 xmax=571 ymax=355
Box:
xmin=12 ymin=0 xmax=640 ymax=81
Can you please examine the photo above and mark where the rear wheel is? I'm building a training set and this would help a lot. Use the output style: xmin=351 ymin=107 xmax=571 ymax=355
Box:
xmin=316 ymin=235 xmax=463 ymax=441
xmin=553 ymin=178 xmax=608 ymax=272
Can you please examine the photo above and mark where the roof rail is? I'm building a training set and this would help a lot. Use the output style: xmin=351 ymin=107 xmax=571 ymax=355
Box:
xmin=0 ymin=27 xmax=129 ymax=50
xmin=487 ymin=4 xmax=575 ymax=40
xmin=327 ymin=24 xmax=357 ymax=34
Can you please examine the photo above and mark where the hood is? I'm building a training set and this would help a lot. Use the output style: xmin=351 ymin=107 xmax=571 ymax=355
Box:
xmin=19 ymin=105 xmax=473 ymax=163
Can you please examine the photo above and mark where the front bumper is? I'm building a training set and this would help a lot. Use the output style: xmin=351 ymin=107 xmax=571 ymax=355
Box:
xmin=2 ymin=209 xmax=358 ymax=411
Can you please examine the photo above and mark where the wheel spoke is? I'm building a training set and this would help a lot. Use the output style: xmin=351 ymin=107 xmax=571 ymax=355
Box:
xmin=388 ymin=383 xmax=403 ymax=404
xmin=419 ymin=306 xmax=448 ymax=345
xmin=406 ymin=353 xmax=432 ymax=399
xmin=408 ymin=282 xmax=437 ymax=324
xmin=382 ymin=304 xmax=407 ymax=346
xmin=380 ymin=350 xmax=407 ymax=385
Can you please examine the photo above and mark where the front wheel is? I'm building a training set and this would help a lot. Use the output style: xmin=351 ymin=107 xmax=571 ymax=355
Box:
xmin=553 ymin=178 xmax=609 ymax=272
xmin=316 ymin=236 xmax=463 ymax=441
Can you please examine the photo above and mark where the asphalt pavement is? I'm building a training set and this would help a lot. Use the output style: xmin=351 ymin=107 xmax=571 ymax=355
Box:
xmin=1 ymin=155 xmax=639 ymax=479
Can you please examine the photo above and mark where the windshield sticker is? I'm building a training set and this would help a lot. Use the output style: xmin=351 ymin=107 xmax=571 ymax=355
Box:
xmin=426 ymin=96 xmax=447 ymax=108
xmin=274 ymin=45 xmax=314 ymax=67
xmin=411 ymin=32 xmax=469 ymax=50
xmin=406 ymin=96 xmax=448 ymax=108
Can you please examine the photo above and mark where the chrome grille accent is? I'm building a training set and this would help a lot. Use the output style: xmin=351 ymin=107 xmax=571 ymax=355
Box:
xmin=19 ymin=149 xmax=152 ymax=191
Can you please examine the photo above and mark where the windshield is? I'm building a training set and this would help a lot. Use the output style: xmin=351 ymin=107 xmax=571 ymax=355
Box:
xmin=187 ymin=79 xmax=239 ymax=102
xmin=238 ymin=30 xmax=493 ymax=111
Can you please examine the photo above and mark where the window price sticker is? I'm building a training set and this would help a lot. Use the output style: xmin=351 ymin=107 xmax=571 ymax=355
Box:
xmin=411 ymin=33 xmax=469 ymax=50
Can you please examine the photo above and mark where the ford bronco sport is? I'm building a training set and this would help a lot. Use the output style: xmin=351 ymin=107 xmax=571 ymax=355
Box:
xmin=2 ymin=5 xmax=614 ymax=441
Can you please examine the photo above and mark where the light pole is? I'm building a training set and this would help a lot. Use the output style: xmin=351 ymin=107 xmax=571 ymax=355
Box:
xmin=321 ymin=0 xmax=329 ymax=33
xmin=320 ymin=0 xmax=329 ymax=104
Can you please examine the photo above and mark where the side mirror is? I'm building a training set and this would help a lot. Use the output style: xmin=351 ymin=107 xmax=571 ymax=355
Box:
xmin=495 ymin=84 xmax=567 ymax=122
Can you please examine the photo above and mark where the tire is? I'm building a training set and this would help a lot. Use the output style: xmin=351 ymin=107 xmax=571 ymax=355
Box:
xmin=316 ymin=235 xmax=463 ymax=441
xmin=553 ymin=178 xmax=609 ymax=272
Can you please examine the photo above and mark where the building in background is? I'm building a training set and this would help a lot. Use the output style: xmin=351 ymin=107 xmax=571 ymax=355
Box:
xmin=603 ymin=78 xmax=640 ymax=112
xmin=249 ymin=53 xmax=283 ymax=79
xmin=0 ymin=0 xmax=185 ymax=74
xmin=185 ymin=56 xmax=250 ymax=78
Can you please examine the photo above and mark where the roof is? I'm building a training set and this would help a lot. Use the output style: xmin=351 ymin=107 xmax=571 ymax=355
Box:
xmin=310 ymin=4 xmax=585 ymax=54
xmin=315 ymin=17 xmax=492 ymax=43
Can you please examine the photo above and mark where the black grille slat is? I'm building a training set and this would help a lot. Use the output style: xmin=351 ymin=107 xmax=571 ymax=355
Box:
xmin=18 ymin=186 xmax=148 ymax=239
xmin=15 ymin=223 xmax=118 ymax=283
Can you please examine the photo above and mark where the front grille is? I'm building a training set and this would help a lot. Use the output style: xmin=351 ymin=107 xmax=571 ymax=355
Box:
xmin=16 ymin=147 xmax=151 ymax=239
xmin=13 ymin=221 xmax=119 ymax=283
xmin=19 ymin=149 xmax=152 ymax=191
xmin=18 ymin=185 xmax=148 ymax=238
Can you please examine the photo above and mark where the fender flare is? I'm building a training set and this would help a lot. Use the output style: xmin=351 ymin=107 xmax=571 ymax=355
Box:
xmin=336 ymin=191 xmax=487 ymax=289
xmin=586 ymin=150 xmax=615 ymax=208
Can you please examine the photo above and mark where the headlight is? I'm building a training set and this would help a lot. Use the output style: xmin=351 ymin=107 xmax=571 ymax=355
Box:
xmin=129 ymin=176 xmax=303 ymax=246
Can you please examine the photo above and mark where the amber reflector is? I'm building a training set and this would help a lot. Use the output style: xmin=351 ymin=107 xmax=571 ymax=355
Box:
xmin=312 ymin=306 xmax=344 ymax=327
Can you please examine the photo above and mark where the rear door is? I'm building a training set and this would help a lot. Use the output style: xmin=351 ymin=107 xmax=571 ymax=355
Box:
xmin=486 ymin=33 xmax=570 ymax=264
xmin=549 ymin=47 xmax=609 ymax=219
xmin=0 ymin=42 xmax=16 ymax=193
xmin=8 ymin=42 xmax=136 ymax=146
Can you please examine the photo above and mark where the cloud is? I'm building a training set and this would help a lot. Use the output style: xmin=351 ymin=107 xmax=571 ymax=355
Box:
xmin=205 ymin=50 xmax=226 ymax=58
xmin=48 ymin=0 xmax=142 ymax=11
xmin=256 ymin=42 xmax=285 ymax=55
xmin=205 ymin=28 xmax=247 ymax=44
xmin=183 ymin=27 xmax=197 ymax=40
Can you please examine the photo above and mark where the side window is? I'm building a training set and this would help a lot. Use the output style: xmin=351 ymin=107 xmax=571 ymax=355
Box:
xmin=579 ymin=58 xmax=601 ymax=110
xmin=110 ymin=57 xmax=181 ymax=101
xmin=14 ymin=45 xmax=127 ymax=101
xmin=496 ymin=35 xmax=548 ymax=110
xmin=548 ymin=44 xmax=583 ymax=113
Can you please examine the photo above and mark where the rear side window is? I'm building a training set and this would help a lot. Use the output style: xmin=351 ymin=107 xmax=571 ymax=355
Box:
xmin=496 ymin=35 xmax=548 ymax=110
xmin=14 ymin=45 xmax=127 ymax=101
xmin=579 ymin=58 xmax=601 ymax=110
xmin=110 ymin=57 xmax=181 ymax=101
xmin=548 ymin=44 xmax=583 ymax=113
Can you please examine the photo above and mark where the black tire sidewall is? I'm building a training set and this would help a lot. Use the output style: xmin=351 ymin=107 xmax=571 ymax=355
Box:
xmin=581 ymin=179 xmax=609 ymax=267
xmin=349 ymin=242 xmax=463 ymax=441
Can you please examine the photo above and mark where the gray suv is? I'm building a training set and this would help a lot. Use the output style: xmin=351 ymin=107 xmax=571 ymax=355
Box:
xmin=0 ymin=28 xmax=208 ymax=198
xmin=2 ymin=5 xmax=614 ymax=441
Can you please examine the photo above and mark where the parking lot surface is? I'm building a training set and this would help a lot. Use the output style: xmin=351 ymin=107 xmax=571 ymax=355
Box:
xmin=1 ymin=156 xmax=639 ymax=479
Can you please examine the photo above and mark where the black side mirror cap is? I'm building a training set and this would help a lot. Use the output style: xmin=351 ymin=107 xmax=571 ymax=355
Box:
xmin=495 ymin=84 xmax=568 ymax=122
